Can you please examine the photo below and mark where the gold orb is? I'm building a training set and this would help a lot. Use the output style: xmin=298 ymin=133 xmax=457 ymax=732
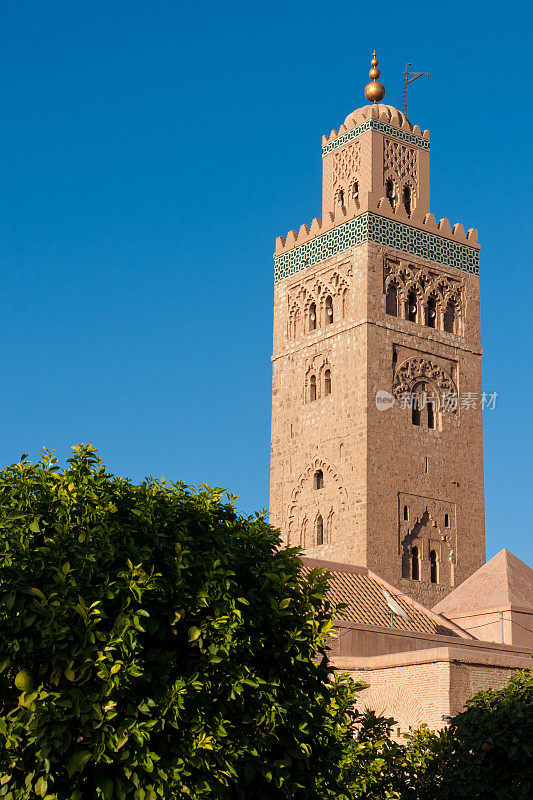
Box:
xmin=364 ymin=81 xmax=385 ymax=102
xmin=371 ymin=57 xmax=379 ymax=67
xmin=368 ymin=67 xmax=380 ymax=80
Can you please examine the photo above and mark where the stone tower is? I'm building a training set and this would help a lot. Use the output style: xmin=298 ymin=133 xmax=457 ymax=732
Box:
xmin=269 ymin=86 xmax=486 ymax=607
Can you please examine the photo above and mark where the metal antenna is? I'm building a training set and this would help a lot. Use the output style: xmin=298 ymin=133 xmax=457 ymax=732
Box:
xmin=403 ymin=63 xmax=429 ymax=117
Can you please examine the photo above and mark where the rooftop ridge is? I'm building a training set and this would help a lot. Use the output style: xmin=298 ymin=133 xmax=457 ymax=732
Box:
xmin=275 ymin=205 xmax=478 ymax=256
xmin=433 ymin=549 xmax=533 ymax=618
xmin=322 ymin=103 xmax=430 ymax=152
xmin=273 ymin=211 xmax=479 ymax=282
xmin=322 ymin=117 xmax=430 ymax=156
xmin=301 ymin=556 xmax=473 ymax=639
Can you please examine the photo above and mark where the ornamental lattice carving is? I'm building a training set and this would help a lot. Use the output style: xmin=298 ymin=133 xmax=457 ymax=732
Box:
xmin=286 ymin=458 xmax=347 ymax=546
xmin=383 ymin=139 xmax=418 ymax=184
xmin=333 ymin=142 xmax=361 ymax=187
xmin=393 ymin=357 xmax=457 ymax=405
xmin=384 ymin=257 xmax=464 ymax=309
xmin=287 ymin=264 xmax=350 ymax=338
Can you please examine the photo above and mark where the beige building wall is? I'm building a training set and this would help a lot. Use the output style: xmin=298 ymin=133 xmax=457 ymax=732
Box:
xmin=333 ymin=648 xmax=533 ymax=736
xmin=439 ymin=607 xmax=533 ymax=650
xmin=270 ymin=103 xmax=485 ymax=607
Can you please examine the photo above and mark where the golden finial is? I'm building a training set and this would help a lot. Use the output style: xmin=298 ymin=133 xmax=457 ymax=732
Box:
xmin=364 ymin=49 xmax=385 ymax=103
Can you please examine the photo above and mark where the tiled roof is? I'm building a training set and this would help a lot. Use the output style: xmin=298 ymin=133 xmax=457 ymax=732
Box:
xmin=301 ymin=557 xmax=469 ymax=638
xmin=433 ymin=549 xmax=533 ymax=617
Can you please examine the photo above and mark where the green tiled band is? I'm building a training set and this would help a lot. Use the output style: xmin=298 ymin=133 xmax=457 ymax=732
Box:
xmin=273 ymin=213 xmax=479 ymax=283
xmin=322 ymin=119 xmax=430 ymax=156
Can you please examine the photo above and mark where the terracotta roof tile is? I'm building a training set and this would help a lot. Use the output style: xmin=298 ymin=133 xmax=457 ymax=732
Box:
xmin=301 ymin=557 xmax=467 ymax=637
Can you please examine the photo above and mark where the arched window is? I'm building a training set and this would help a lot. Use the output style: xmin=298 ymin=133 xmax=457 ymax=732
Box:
xmin=352 ymin=180 xmax=359 ymax=200
xmin=406 ymin=291 xmax=418 ymax=322
xmin=412 ymin=382 xmax=437 ymax=429
xmin=412 ymin=385 xmax=423 ymax=427
xmin=411 ymin=546 xmax=420 ymax=580
xmin=308 ymin=302 xmax=316 ymax=332
xmin=403 ymin=185 xmax=412 ymax=215
xmin=301 ymin=520 xmax=307 ymax=548
xmin=386 ymin=179 xmax=396 ymax=210
xmin=426 ymin=297 xmax=437 ymax=328
xmin=403 ymin=505 xmax=409 ymax=521
xmin=444 ymin=301 xmax=456 ymax=334
xmin=309 ymin=374 xmax=317 ymax=402
xmin=386 ymin=284 xmax=398 ymax=317
xmin=313 ymin=469 xmax=324 ymax=490
xmin=324 ymin=369 xmax=331 ymax=396
xmin=427 ymin=395 xmax=436 ymax=430
xmin=430 ymin=550 xmax=438 ymax=584
xmin=325 ymin=295 xmax=333 ymax=324
xmin=316 ymin=515 xmax=324 ymax=545
xmin=291 ymin=309 xmax=300 ymax=339
xmin=337 ymin=188 xmax=344 ymax=207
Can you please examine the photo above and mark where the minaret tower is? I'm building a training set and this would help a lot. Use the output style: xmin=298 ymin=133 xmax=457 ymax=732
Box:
xmin=269 ymin=53 xmax=485 ymax=607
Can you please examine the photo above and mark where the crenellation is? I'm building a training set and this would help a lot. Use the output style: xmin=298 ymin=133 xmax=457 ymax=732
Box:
xmin=274 ymin=209 xmax=478 ymax=259
xmin=270 ymin=97 xmax=485 ymax=608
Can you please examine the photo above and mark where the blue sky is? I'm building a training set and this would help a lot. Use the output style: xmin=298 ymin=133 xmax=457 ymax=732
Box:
xmin=1 ymin=0 xmax=532 ymax=565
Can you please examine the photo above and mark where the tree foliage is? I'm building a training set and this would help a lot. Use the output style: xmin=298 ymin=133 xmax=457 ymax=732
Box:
xmin=339 ymin=671 xmax=533 ymax=800
xmin=435 ymin=669 xmax=533 ymax=800
xmin=0 ymin=445 xmax=360 ymax=799
xmin=1 ymin=446 xmax=532 ymax=800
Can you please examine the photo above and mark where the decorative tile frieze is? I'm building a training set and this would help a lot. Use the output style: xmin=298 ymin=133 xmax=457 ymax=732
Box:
xmin=273 ymin=213 xmax=479 ymax=283
xmin=322 ymin=119 xmax=430 ymax=156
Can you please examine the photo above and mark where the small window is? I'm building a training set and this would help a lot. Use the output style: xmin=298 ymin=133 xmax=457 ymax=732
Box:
xmin=324 ymin=369 xmax=331 ymax=396
xmin=444 ymin=302 xmax=456 ymax=334
xmin=291 ymin=309 xmax=300 ymax=339
xmin=403 ymin=505 xmax=409 ymax=521
xmin=313 ymin=470 xmax=324 ymax=490
xmin=386 ymin=284 xmax=398 ymax=317
xmin=325 ymin=295 xmax=333 ymax=324
xmin=403 ymin=185 xmax=412 ymax=215
xmin=426 ymin=297 xmax=437 ymax=328
xmin=310 ymin=374 xmax=317 ymax=402
xmin=444 ymin=513 xmax=450 ymax=528
xmin=411 ymin=546 xmax=420 ymax=581
xmin=309 ymin=302 xmax=316 ymax=332
xmin=316 ymin=515 xmax=324 ymax=545
xmin=412 ymin=389 xmax=422 ymax=426
xmin=407 ymin=291 xmax=417 ymax=323
xmin=337 ymin=189 xmax=344 ymax=207
xmin=386 ymin=179 xmax=396 ymax=210
xmin=427 ymin=398 xmax=435 ymax=430
xmin=352 ymin=180 xmax=359 ymax=200
xmin=430 ymin=550 xmax=438 ymax=584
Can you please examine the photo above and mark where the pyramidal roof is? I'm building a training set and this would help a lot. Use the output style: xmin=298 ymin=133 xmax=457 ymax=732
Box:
xmin=301 ymin=557 xmax=472 ymax=638
xmin=433 ymin=549 xmax=533 ymax=617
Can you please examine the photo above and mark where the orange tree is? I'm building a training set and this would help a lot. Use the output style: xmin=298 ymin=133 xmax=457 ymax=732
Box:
xmin=435 ymin=669 xmax=533 ymax=800
xmin=394 ymin=670 xmax=533 ymax=800
xmin=0 ymin=446 xmax=358 ymax=800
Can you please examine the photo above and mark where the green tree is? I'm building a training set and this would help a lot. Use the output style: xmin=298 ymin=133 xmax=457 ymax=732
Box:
xmin=339 ymin=710 xmax=407 ymax=799
xmin=0 ymin=445 xmax=358 ymax=799
xmin=436 ymin=669 xmax=533 ymax=800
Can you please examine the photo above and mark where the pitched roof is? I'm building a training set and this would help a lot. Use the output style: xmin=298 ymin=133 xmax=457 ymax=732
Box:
xmin=301 ymin=557 xmax=470 ymax=638
xmin=433 ymin=549 xmax=533 ymax=618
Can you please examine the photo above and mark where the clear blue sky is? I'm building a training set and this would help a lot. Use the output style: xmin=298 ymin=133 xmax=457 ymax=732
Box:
xmin=1 ymin=1 xmax=532 ymax=565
